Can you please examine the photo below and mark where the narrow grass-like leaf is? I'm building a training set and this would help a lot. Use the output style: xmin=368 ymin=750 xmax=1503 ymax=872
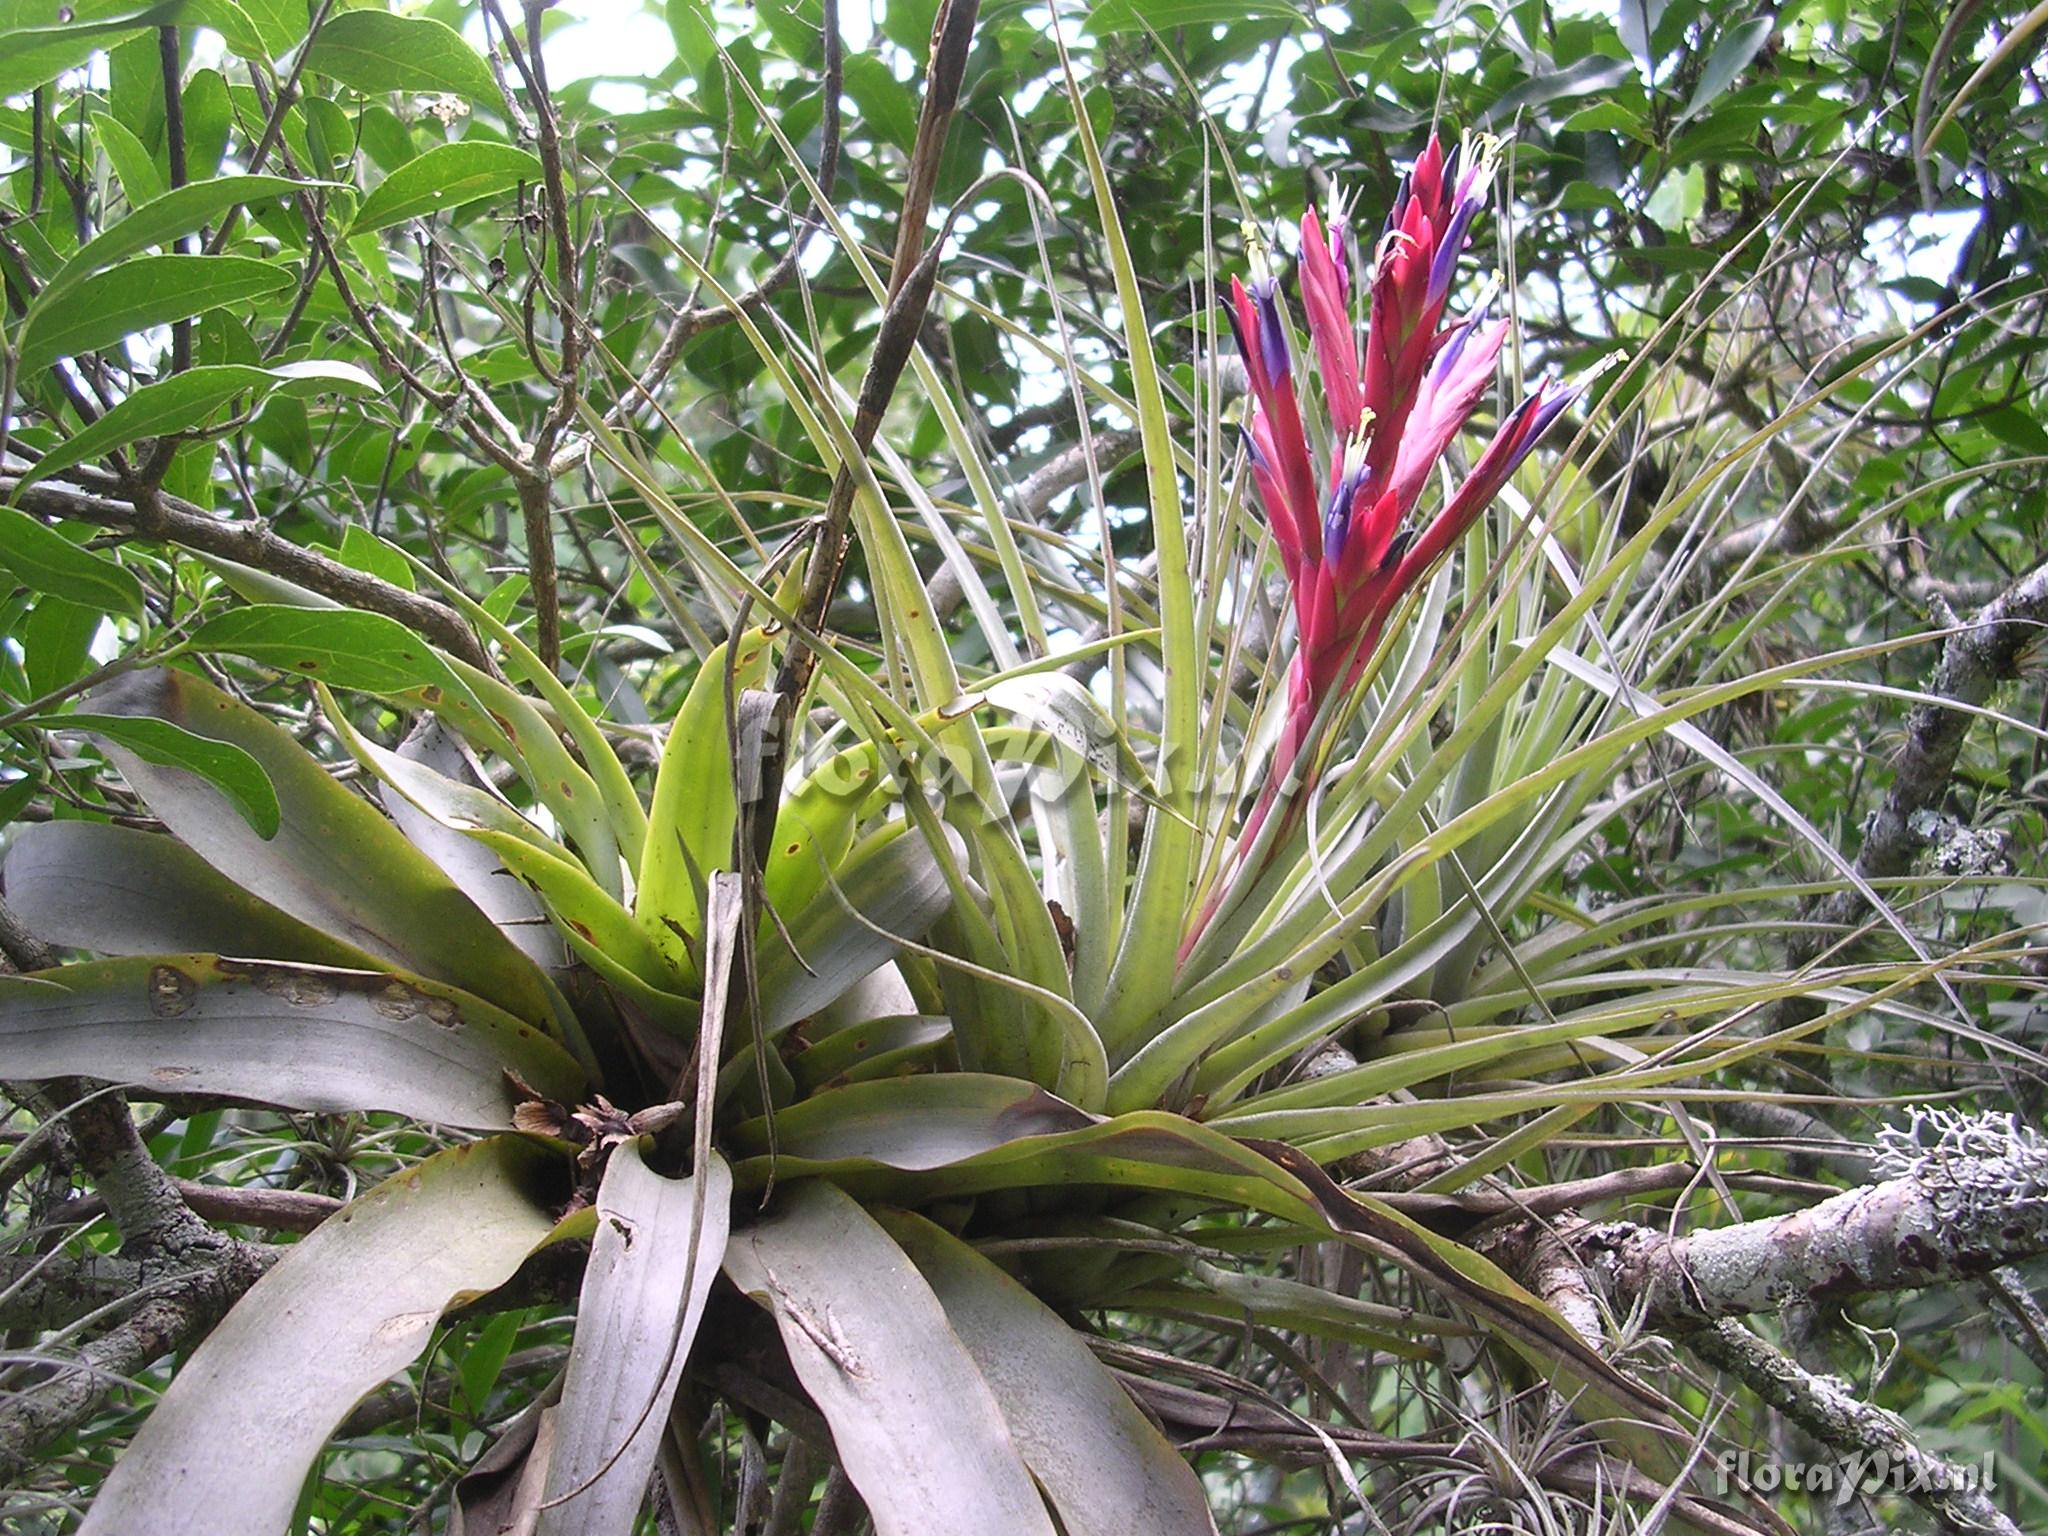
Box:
xmin=1050 ymin=15 xmax=1199 ymax=1057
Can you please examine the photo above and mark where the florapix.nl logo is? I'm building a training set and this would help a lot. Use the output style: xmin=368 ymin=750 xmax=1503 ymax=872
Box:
xmin=1714 ymin=1448 xmax=1998 ymax=1505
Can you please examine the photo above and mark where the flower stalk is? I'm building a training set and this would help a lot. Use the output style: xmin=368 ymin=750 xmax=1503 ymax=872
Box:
xmin=1183 ymin=133 xmax=1581 ymax=960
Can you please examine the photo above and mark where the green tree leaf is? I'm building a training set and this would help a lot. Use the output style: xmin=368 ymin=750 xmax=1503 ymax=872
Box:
xmin=0 ymin=508 xmax=145 ymax=618
xmin=20 ymin=173 xmax=315 ymax=340
xmin=0 ymin=0 xmax=163 ymax=96
xmin=303 ymin=10 xmax=503 ymax=101
xmin=16 ymin=363 xmax=380 ymax=495
xmin=58 ymin=711 xmax=282 ymax=838
xmin=1681 ymin=17 xmax=1774 ymax=121
xmin=20 ymin=254 xmax=296 ymax=370
xmin=189 ymin=604 xmax=466 ymax=696
xmin=347 ymin=140 xmax=544 ymax=234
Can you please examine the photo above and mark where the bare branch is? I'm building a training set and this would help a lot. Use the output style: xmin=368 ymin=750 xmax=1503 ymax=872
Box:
xmin=0 ymin=464 xmax=490 ymax=669
xmin=1804 ymin=556 xmax=2048 ymax=945
xmin=1575 ymin=1111 xmax=2048 ymax=1328
xmin=1689 ymin=1320 xmax=2019 ymax=1536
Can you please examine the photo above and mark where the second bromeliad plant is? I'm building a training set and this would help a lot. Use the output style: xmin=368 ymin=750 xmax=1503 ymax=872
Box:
xmin=6 ymin=112 xmax=1837 ymax=1533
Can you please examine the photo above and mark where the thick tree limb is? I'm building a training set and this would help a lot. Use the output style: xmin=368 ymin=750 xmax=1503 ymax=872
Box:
xmin=43 ymin=1176 xmax=342 ymax=1237
xmin=0 ymin=1239 xmax=273 ymax=1485
xmin=0 ymin=465 xmax=489 ymax=669
xmin=1574 ymin=1111 xmax=2048 ymax=1328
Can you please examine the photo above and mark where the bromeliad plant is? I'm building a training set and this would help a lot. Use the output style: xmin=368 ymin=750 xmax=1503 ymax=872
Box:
xmin=2 ymin=43 xmax=1993 ymax=1533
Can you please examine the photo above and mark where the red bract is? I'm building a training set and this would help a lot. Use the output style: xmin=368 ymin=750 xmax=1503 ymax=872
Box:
xmin=1228 ymin=131 xmax=1577 ymax=800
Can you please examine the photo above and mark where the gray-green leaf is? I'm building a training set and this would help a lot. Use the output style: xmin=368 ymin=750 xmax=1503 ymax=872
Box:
xmin=537 ymin=1146 xmax=732 ymax=1536
xmin=723 ymin=1181 xmax=1057 ymax=1536
xmin=79 ymin=1138 xmax=563 ymax=1536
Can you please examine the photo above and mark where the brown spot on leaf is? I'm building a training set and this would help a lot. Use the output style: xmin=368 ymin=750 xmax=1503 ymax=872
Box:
xmin=264 ymin=971 xmax=339 ymax=1007
xmin=373 ymin=983 xmax=422 ymax=1021
xmin=148 ymin=965 xmax=198 ymax=1018
xmin=1047 ymin=899 xmax=1075 ymax=959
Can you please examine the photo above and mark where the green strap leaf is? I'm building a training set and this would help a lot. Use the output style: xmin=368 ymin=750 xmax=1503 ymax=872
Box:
xmin=723 ymin=1181 xmax=1058 ymax=1536
xmin=638 ymin=631 xmax=769 ymax=968
xmin=80 ymin=1138 xmax=565 ymax=1536
xmin=0 ymin=953 xmax=585 ymax=1129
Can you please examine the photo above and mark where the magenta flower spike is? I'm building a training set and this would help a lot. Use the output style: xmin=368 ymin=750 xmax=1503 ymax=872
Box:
xmin=1188 ymin=132 xmax=1581 ymax=958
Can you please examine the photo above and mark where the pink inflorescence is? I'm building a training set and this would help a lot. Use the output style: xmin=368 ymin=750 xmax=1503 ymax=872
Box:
xmin=1227 ymin=131 xmax=1579 ymax=797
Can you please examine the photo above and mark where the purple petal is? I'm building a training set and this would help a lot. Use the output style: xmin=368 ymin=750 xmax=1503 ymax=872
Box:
xmin=1433 ymin=296 xmax=1494 ymax=381
xmin=1253 ymin=279 xmax=1291 ymax=382
xmin=1528 ymin=385 xmax=1576 ymax=439
xmin=1426 ymin=199 xmax=1480 ymax=308
xmin=1240 ymin=422 xmax=1268 ymax=471
xmin=1225 ymin=297 xmax=1255 ymax=377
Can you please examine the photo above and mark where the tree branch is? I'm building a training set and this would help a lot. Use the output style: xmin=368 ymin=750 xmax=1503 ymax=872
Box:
xmin=1689 ymin=1320 xmax=2019 ymax=1536
xmin=0 ymin=464 xmax=490 ymax=669
xmin=1803 ymin=557 xmax=2048 ymax=946
xmin=1574 ymin=1110 xmax=2048 ymax=1328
